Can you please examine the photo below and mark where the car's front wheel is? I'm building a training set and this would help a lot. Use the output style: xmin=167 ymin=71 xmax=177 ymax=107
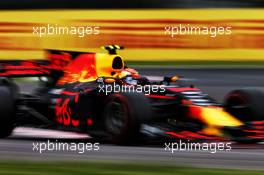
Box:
xmin=224 ymin=88 xmax=264 ymax=121
xmin=103 ymin=92 xmax=151 ymax=144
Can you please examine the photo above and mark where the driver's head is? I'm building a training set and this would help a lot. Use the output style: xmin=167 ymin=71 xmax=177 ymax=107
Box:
xmin=117 ymin=67 xmax=140 ymax=79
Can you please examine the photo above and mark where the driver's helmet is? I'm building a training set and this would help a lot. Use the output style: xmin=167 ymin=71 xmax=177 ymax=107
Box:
xmin=123 ymin=76 xmax=138 ymax=85
xmin=118 ymin=67 xmax=140 ymax=79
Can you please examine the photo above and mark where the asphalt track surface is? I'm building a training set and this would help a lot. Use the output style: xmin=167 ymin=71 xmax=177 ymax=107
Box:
xmin=1 ymin=68 xmax=264 ymax=170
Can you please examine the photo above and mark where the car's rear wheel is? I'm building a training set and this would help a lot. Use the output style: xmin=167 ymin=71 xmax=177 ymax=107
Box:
xmin=0 ymin=85 xmax=16 ymax=137
xmin=224 ymin=88 xmax=264 ymax=121
xmin=103 ymin=92 xmax=151 ymax=144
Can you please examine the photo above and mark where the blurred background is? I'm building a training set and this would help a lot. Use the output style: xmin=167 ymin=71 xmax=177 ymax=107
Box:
xmin=0 ymin=0 xmax=263 ymax=65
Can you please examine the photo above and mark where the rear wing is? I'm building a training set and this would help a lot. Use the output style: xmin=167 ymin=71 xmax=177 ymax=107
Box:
xmin=0 ymin=60 xmax=50 ymax=77
xmin=0 ymin=50 xmax=82 ymax=78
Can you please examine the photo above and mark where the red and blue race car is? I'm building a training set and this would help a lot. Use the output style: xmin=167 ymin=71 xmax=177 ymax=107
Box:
xmin=0 ymin=45 xmax=263 ymax=144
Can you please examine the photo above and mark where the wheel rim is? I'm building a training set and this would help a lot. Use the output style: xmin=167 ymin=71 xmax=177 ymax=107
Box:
xmin=105 ymin=98 xmax=128 ymax=135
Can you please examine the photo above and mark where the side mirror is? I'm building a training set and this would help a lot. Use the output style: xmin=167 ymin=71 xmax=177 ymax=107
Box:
xmin=163 ymin=75 xmax=179 ymax=83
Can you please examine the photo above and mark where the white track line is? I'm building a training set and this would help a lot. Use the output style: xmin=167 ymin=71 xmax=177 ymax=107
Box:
xmin=11 ymin=127 xmax=90 ymax=139
xmin=146 ymin=76 xmax=196 ymax=82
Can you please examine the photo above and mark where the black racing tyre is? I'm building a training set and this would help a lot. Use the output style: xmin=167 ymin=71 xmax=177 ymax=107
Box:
xmin=224 ymin=88 xmax=264 ymax=121
xmin=0 ymin=85 xmax=15 ymax=137
xmin=103 ymin=92 xmax=151 ymax=144
xmin=0 ymin=78 xmax=19 ymax=99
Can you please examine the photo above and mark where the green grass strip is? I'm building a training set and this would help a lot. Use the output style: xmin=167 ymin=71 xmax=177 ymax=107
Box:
xmin=0 ymin=161 xmax=263 ymax=175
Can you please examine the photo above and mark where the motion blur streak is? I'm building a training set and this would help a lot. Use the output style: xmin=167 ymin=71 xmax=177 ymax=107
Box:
xmin=0 ymin=10 xmax=264 ymax=60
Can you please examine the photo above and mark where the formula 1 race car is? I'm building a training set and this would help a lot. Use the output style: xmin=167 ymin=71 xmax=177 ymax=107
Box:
xmin=0 ymin=45 xmax=263 ymax=144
